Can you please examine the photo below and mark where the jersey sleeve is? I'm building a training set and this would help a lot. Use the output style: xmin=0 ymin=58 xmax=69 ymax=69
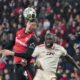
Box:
xmin=28 ymin=35 xmax=38 ymax=53
xmin=32 ymin=46 xmax=39 ymax=57
xmin=61 ymin=47 xmax=67 ymax=56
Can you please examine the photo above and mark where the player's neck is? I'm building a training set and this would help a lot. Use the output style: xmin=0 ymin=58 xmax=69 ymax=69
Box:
xmin=25 ymin=29 xmax=32 ymax=34
xmin=45 ymin=44 xmax=55 ymax=50
xmin=45 ymin=46 xmax=52 ymax=50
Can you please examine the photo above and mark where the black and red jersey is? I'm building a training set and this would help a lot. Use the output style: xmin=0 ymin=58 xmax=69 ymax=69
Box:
xmin=13 ymin=28 xmax=37 ymax=64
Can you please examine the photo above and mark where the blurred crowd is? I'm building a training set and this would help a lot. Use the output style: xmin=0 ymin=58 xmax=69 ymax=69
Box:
xmin=0 ymin=0 xmax=80 ymax=80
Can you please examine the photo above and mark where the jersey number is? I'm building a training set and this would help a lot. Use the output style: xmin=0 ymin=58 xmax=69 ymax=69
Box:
xmin=46 ymin=52 xmax=55 ymax=55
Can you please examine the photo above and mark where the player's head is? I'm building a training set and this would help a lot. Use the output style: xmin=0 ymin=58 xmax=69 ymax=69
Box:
xmin=45 ymin=31 xmax=55 ymax=48
xmin=23 ymin=7 xmax=37 ymax=33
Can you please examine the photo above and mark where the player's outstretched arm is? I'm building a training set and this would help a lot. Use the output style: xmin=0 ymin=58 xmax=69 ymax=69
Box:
xmin=64 ymin=54 xmax=80 ymax=73
xmin=0 ymin=49 xmax=15 ymax=56
xmin=0 ymin=49 xmax=33 ymax=59
xmin=0 ymin=35 xmax=37 ymax=59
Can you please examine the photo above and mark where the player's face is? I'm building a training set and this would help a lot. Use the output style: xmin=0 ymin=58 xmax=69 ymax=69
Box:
xmin=25 ymin=21 xmax=37 ymax=33
xmin=45 ymin=38 xmax=53 ymax=48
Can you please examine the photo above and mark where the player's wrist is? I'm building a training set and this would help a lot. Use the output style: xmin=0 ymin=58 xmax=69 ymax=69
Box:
xmin=10 ymin=51 xmax=15 ymax=56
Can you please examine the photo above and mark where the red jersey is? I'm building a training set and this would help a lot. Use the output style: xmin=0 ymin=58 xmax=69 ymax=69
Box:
xmin=14 ymin=28 xmax=36 ymax=64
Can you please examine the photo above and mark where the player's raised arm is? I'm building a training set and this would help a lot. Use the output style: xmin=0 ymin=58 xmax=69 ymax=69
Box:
xmin=64 ymin=54 xmax=80 ymax=73
xmin=59 ymin=40 xmax=80 ymax=73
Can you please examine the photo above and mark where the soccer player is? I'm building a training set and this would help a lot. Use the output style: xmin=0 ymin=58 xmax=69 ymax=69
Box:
xmin=1 ymin=31 xmax=80 ymax=80
xmin=0 ymin=7 xmax=38 ymax=80
xmin=32 ymin=31 xmax=80 ymax=80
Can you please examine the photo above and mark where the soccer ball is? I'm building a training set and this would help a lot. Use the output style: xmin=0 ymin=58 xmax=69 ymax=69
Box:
xmin=23 ymin=7 xmax=36 ymax=21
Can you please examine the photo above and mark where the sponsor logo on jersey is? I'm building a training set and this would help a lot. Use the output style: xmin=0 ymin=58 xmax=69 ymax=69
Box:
xmin=16 ymin=38 xmax=27 ymax=47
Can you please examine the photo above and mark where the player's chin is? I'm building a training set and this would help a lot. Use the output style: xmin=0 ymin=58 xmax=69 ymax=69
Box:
xmin=29 ymin=28 xmax=35 ymax=32
xmin=27 ymin=29 xmax=33 ymax=33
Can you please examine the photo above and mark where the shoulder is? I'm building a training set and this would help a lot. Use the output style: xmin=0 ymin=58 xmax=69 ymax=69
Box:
xmin=31 ymin=32 xmax=38 ymax=41
xmin=31 ymin=32 xmax=37 ymax=39
xmin=37 ymin=44 xmax=45 ymax=48
xmin=54 ymin=43 xmax=66 ymax=51
xmin=29 ymin=33 xmax=38 ymax=42
xmin=33 ymin=44 xmax=45 ymax=52
xmin=16 ymin=28 xmax=25 ymax=34
xmin=54 ymin=43 xmax=67 ymax=56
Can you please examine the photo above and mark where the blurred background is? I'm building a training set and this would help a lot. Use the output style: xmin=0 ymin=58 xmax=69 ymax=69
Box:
xmin=0 ymin=0 xmax=80 ymax=80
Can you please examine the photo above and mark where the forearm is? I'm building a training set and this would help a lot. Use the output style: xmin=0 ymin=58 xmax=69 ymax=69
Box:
xmin=0 ymin=50 xmax=31 ymax=59
xmin=65 ymin=54 xmax=80 ymax=70
xmin=14 ymin=52 xmax=31 ymax=59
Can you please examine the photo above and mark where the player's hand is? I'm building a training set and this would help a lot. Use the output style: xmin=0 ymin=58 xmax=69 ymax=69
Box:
xmin=21 ymin=59 xmax=28 ymax=67
xmin=0 ymin=49 xmax=15 ymax=56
